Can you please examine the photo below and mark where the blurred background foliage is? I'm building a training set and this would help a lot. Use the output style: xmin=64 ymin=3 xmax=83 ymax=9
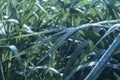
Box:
xmin=0 ymin=0 xmax=120 ymax=80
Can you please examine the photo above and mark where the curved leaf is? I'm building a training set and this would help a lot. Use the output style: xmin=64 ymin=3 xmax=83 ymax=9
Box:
xmin=92 ymin=24 xmax=120 ymax=49
xmin=84 ymin=33 xmax=120 ymax=80
xmin=63 ymin=40 xmax=88 ymax=78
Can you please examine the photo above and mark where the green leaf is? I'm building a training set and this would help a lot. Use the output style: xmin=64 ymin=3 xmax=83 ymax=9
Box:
xmin=84 ymin=33 xmax=120 ymax=80
xmin=39 ymin=28 xmax=79 ymax=63
xmin=63 ymin=40 xmax=88 ymax=79
xmin=0 ymin=23 xmax=6 ymax=38
xmin=93 ymin=24 xmax=120 ymax=49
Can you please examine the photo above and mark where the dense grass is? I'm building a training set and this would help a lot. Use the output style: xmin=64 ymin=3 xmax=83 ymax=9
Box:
xmin=0 ymin=0 xmax=120 ymax=80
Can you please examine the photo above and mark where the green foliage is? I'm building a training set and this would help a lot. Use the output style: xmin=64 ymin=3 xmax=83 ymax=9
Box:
xmin=0 ymin=0 xmax=120 ymax=80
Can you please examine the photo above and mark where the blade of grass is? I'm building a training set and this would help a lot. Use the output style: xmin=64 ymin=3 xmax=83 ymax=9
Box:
xmin=0 ymin=23 xmax=6 ymax=38
xmin=0 ymin=61 xmax=5 ymax=80
xmin=28 ymin=65 xmax=62 ymax=77
xmin=5 ymin=29 xmax=66 ymax=62
xmin=65 ymin=61 xmax=96 ymax=80
xmin=63 ymin=40 xmax=88 ymax=78
xmin=84 ymin=33 xmax=120 ymax=80
xmin=38 ymin=28 xmax=79 ymax=64
xmin=81 ymin=0 xmax=98 ymax=22
xmin=92 ymin=24 xmax=120 ymax=50
xmin=6 ymin=45 xmax=23 ymax=69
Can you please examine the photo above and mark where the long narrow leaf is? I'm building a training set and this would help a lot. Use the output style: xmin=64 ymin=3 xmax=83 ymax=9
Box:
xmin=92 ymin=24 xmax=120 ymax=49
xmin=81 ymin=0 xmax=98 ymax=20
xmin=84 ymin=33 xmax=120 ymax=80
xmin=0 ymin=24 xmax=6 ymax=38
xmin=6 ymin=45 xmax=23 ymax=69
xmin=63 ymin=40 xmax=88 ymax=78
xmin=65 ymin=61 xmax=96 ymax=80
xmin=38 ymin=28 xmax=79 ymax=64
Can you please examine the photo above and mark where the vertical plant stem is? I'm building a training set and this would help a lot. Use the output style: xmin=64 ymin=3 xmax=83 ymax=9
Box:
xmin=0 ymin=61 xmax=5 ymax=80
